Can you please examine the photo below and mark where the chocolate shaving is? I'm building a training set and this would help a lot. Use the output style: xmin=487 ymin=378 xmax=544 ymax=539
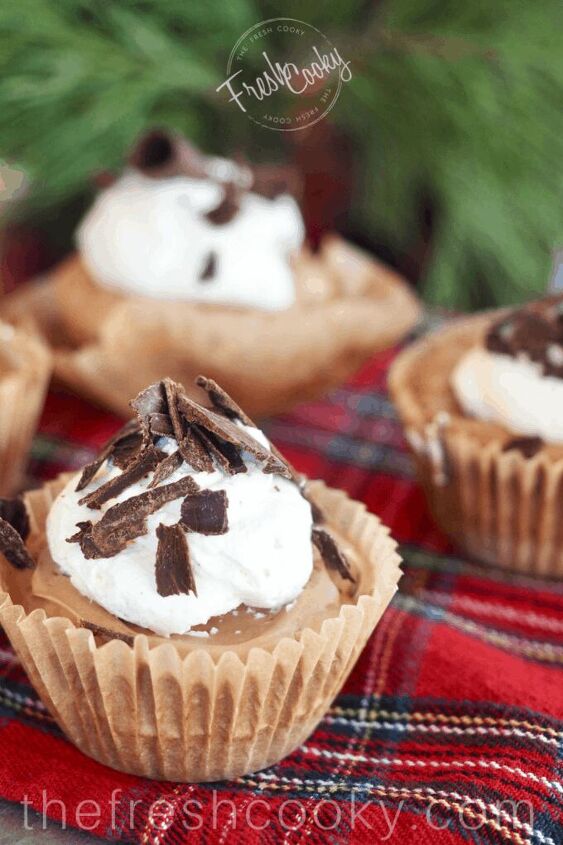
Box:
xmin=130 ymin=129 xmax=175 ymax=172
xmin=312 ymin=527 xmax=355 ymax=583
xmin=199 ymin=252 xmax=217 ymax=281
xmin=129 ymin=129 xmax=208 ymax=180
xmin=68 ymin=476 xmax=200 ymax=558
xmin=148 ymin=449 xmax=183 ymax=488
xmin=205 ymin=182 xmax=240 ymax=225
xmin=178 ymin=394 xmax=291 ymax=478
xmin=485 ymin=300 xmax=563 ymax=379
xmin=130 ymin=381 xmax=167 ymax=442
xmin=80 ymin=620 xmax=135 ymax=646
xmin=163 ymin=379 xmax=186 ymax=442
xmin=502 ymin=436 xmax=543 ymax=459
xmin=149 ymin=413 xmax=174 ymax=437
xmin=79 ymin=446 xmax=166 ymax=509
xmin=0 ymin=516 xmax=35 ymax=570
xmin=155 ymin=523 xmax=197 ymax=597
xmin=196 ymin=428 xmax=246 ymax=475
xmin=0 ymin=497 xmax=29 ymax=541
xmin=75 ymin=419 xmax=140 ymax=492
xmin=196 ymin=375 xmax=255 ymax=426
xmin=180 ymin=490 xmax=229 ymax=535
xmin=111 ymin=428 xmax=144 ymax=470
xmin=178 ymin=428 xmax=215 ymax=473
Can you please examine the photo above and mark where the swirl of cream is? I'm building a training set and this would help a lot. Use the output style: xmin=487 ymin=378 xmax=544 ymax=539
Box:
xmin=77 ymin=171 xmax=305 ymax=311
xmin=451 ymin=346 xmax=563 ymax=442
xmin=46 ymin=426 xmax=313 ymax=637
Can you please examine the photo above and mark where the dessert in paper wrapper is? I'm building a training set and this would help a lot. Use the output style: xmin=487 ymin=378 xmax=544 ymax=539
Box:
xmin=0 ymin=322 xmax=51 ymax=496
xmin=0 ymin=478 xmax=400 ymax=781
xmin=52 ymin=236 xmax=420 ymax=418
xmin=0 ymin=377 xmax=401 ymax=781
xmin=390 ymin=306 xmax=563 ymax=576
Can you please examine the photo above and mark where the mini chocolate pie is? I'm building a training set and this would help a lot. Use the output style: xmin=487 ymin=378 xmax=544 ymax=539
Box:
xmin=26 ymin=128 xmax=422 ymax=418
xmin=390 ymin=296 xmax=563 ymax=576
xmin=0 ymin=376 xmax=401 ymax=781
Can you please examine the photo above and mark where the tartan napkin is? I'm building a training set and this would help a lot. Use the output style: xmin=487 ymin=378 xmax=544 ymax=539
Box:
xmin=1 ymin=344 xmax=562 ymax=844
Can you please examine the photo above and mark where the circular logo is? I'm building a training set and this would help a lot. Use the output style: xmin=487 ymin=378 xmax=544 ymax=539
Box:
xmin=217 ymin=18 xmax=352 ymax=132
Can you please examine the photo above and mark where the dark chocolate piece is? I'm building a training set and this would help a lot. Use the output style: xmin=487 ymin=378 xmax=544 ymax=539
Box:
xmin=130 ymin=381 xmax=167 ymax=442
xmin=312 ymin=527 xmax=355 ymax=583
xmin=78 ymin=446 xmax=165 ymax=509
xmin=177 ymin=428 xmax=215 ymax=473
xmin=111 ymin=428 xmax=144 ymax=470
xmin=149 ymin=413 xmax=174 ymax=437
xmin=80 ymin=620 xmax=135 ymax=646
xmin=129 ymin=129 xmax=175 ymax=172
xmin=196 ymin=428 xmax=246 ymax=475
xmin=178 ymin=394 xmax=291 ymax=478
xmin=205 ymin=182 xmax=240 ymax=225
xmin=502 ymin=436 xmax=543 ymax=459
xmin=129 ymin=130 xmax=208 ymax=180
xmin=0 ymin=497 xmax=29 ymax=540
xmin=155 ymin=523 xmax=197 ymax=597
xmin=68 ymin=521 xmax=102 ymax=559
xmin=199 ymin=252 xmax=216 ymax=281
xmin=148 ymin=449 xmax=183 ymax=488
xmin=196 ymin=375 xmax=255 ymax=426
xmin=68 ymin=476 xmax=200 ymax=558
xmin=75 ymin=419 xmax=140 ymax=492
xmin=163 ymin=379 xmax=185 ymax=442
xmin=180 ymin=490 xmax=229 ymax=535
xmin=485 ymin=316 xmax=516 ymax=355
xmin=0 ymin=516 xmax=35 ymax=570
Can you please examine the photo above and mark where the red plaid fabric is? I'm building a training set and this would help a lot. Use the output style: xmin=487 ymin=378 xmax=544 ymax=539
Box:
xmin=2 ymin=345 xmax=563 ymax=844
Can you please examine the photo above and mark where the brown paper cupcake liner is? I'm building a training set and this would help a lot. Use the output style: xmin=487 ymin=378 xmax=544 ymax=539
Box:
xmin=0 ymin=324 xmax=51 ymax=496
xmin=390 ymin=315 xmax=563 ymax=577
xmin=0 ymin=476 xmax=401 ymax=782
xmin=48 ymin=236 xmax=420 ymax=418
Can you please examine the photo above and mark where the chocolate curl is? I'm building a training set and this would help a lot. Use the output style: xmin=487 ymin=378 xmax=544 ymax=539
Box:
xmin=129 ymin=129 xmax=209 ymax=180
xmin=205 ymin=182 xmax=241 ymax=225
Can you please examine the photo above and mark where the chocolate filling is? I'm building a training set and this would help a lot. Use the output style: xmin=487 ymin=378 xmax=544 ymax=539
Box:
xmin=155 ymin=523 xmax=197 ymax=597
xmin=180 ymin=490 xmax=229 ymax=535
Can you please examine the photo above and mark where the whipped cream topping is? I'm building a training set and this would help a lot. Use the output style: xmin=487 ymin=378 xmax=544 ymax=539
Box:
xmin=46 ymin=426 xmax=313 ymax=636
xmin=77 ymin=171 xmax=305 ymax=310
xmin=451 ymin=346 xmax=563 ymax=443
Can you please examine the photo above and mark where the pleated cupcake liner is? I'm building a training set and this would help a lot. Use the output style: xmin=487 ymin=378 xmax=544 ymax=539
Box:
xmin=0 ymin=476 xmax=402 ymax=782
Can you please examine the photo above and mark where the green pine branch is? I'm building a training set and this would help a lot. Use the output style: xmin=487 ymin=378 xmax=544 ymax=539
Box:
xmin=1 ymin=0 xmax=562 ymax=308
